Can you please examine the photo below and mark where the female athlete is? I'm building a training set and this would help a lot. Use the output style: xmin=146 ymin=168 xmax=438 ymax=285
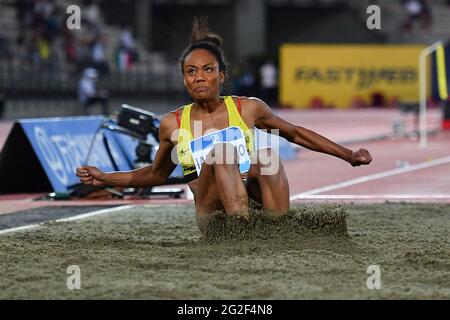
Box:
xmin=76 ymin=18 xmax=372 ymax=230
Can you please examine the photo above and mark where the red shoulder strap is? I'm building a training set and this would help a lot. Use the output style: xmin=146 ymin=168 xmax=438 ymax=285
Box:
xmin=237 ymin=96 xmax=241 ymax=115
xmin=175 ymin=109 xmax=181 ymax=128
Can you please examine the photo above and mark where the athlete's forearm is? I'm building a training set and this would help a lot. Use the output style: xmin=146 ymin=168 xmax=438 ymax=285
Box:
xmin=293 ymin=126 xmax=353 ymax=163
xmin=101 ymin=165 xmax=164 ymax=188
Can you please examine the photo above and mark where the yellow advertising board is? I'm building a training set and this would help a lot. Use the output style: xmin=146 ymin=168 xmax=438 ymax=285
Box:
xmin=280 ymin=45 xmax=426 ymax=108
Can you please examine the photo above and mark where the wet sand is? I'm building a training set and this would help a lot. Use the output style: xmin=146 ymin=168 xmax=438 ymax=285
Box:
xmin=0 ymin=203 xmax=448 ymax=299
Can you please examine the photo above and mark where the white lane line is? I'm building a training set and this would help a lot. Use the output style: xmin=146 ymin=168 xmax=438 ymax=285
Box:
xmin=291 ymin=194 xmax=450 ymax=199
xmin=290 ymin=155 xmax=450 ymax=201
xmin=0 ymin=204 xmax=134 ymax=235
xmin=56 ymin=205 xmax=135 ymax=222
xmin=0 ymin=224 xmax=41 ymax=235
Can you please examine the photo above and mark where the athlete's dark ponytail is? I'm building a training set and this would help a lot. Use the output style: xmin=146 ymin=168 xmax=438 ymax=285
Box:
xmin=179 ymin=16 xmax=228 ymax=76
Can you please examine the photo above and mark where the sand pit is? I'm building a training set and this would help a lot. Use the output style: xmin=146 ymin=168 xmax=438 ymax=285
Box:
xmin=0 ymin=203 xmax=448 ymax=299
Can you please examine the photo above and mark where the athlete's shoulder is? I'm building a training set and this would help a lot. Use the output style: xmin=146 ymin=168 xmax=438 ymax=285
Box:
xmin=232 ymin=95 xmax=270 ymax=115
xmin=159 ymin=111 xmax=179 ymax=133
xmin=228 ymin=95 xmax=263 ymax=108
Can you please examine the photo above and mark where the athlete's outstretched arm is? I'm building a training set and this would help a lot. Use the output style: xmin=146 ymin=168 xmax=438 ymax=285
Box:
xmin=249 ymin=98 xmax=372 ymax=166
xmin=76 ymin=113 xmax=178 ymax=187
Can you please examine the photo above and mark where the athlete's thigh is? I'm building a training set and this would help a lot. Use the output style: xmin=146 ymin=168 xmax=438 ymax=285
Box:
xmin=194 ymin=162 xmax=224 ymax=214
xmin=245 ymin=148 xmax=290 ymax=212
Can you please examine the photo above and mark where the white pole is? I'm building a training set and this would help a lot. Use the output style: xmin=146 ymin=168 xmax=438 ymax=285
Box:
xmin=419 ymin=41 xmax=443 ymax=149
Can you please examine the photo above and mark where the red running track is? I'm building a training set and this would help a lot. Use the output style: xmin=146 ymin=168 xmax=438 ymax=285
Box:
xmin=285 ymin=131 xmax=450 ymax=203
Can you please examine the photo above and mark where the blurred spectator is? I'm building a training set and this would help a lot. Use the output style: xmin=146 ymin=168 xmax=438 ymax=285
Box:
xmin=120 ymin=28 xmax=134 ymax=51
xmin=90 ymin=35 xmax=110 ymax=76
xmin=30 ymin=30 xmax=53 ymax=70
xmin=34 ymin=0 xmax=54 ymax=20
xmin=45 ymin=4 xmax=61 ymax=39
xmin=309 ymin=97 xmax=325 ymax=109
xmin=401 ymin=0 xmax=432 ymax=31
xmin=259 ymin=59 xmax=278 ymax=107
xmin=78 ymin=68 xmax=109 ymax=115
xmin=371 ymin=92 xmax=386 ymax=107
xmin=116 ymin=28 xmax=138 ymax=72
xmin=63 ymin=28 xmax=77 ymax=64
xmin=83 ymin=0 xmax=101 ymax=31
xmin=351 ymin=96 xmax=368 ymax=108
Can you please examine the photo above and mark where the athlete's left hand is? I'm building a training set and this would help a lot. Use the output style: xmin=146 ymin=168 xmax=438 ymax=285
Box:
xmin=350 ymin=148 xmax=372 ymax=167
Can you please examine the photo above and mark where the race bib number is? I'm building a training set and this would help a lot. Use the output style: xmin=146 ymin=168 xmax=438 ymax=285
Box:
xmin=189 ymin=126 xmax=251 ymax=176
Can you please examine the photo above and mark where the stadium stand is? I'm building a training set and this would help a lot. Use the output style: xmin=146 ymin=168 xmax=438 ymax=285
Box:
xmin=0 ymin=0 xmax=449 ymax=119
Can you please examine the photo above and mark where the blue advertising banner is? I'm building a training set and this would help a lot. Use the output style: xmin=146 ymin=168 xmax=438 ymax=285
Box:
xmin=19 ymin=116 xmax=133 ymax=192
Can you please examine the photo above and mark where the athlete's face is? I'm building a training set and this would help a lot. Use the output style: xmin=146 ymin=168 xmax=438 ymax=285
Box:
xmin=183 ymin=49 xmax=224 ymax=101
